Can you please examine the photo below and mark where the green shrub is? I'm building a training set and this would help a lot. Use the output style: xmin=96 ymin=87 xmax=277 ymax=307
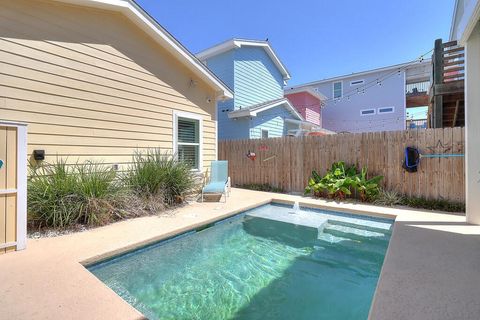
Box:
xmin=28 ymin=160 xmax=122 ymax=228
xmin=125 ymin=149 xmax=195 ymax=205
xmin=238 ymin=183 xmax=284 ymax=193
xmin=373 ymin=189 xmax=404 ymax=206
xmin=400 ymin=197 xmax=465 ymax=213
xmin=305 ymin=162 xmax=382 ymax=201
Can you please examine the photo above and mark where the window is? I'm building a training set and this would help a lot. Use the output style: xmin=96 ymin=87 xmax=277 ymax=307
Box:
xmin=174 ymin=112 xmax=202 ymax=170
xmin=261 ymin=129 xmax=269 ymax=139
xmin=378 ymin=107 xmax=395 ymax=114
xmin=360 ymin=109 xmax=376 ymax=116
xmin=333 ymin=81 xmax=342 ymax=99
xmin=350 ymin=79 xmax=365 ymax=86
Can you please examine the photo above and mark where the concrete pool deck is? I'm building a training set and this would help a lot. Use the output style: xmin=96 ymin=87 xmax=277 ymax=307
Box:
xmin=0 ymin=188 xmax=479 ymax=320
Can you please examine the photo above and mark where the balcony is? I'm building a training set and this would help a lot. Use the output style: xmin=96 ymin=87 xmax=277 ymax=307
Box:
xmin=406 ymin=81 xmax=430 ymax=107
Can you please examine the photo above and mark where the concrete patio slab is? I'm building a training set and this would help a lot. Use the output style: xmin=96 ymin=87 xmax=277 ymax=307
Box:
xmin=0 ymin=188 xmax=479 ymax=320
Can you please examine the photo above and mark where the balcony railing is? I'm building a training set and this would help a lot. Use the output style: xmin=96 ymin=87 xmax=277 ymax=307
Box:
xmin=406 ymin=119 xmax=428 ymax=129
xmin=406 ymin=81 xmax=430 ymax=95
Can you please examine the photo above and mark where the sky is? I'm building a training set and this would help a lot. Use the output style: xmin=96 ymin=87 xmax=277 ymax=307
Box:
xmin=136 ymin=0 xmax=454 ymax=86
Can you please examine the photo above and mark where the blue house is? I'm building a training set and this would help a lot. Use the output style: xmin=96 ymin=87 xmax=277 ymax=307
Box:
xmin=197 ymin=39 xmax=314 ymax=140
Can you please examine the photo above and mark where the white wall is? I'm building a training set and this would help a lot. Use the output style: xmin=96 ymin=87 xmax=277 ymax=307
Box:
xmin=465 ymin=22 xmax=480 ymax=224
xmin=314 ymin=70 xmax=406 ymax=133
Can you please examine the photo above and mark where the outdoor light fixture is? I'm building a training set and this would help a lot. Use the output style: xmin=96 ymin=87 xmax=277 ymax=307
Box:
xmin=33 ymin=150 xmax=45 ymax=161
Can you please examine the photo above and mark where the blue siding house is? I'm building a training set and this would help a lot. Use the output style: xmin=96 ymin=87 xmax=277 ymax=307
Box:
xmin=197 ymin=39 xmax=313 ymax=140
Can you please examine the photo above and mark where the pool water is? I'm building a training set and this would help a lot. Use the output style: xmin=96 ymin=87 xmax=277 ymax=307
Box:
xmin=88 ymin=203 xmax=393 ymax=320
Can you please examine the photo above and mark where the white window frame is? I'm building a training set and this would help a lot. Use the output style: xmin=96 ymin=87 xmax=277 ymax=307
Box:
xmin=333 ymin=81 xmax=343 ymax=99
xmin=172 ymin=111 xmax=203 ymax=171
xmin=360 ymin=108 xmax=376 ymax=116
xmin=261 ymin=129 xmax=269 ymax=139
xmin=350 ymin=79 xmax=365 ymax=86
xmin=378 ymin=106 xmax=395 ymax=114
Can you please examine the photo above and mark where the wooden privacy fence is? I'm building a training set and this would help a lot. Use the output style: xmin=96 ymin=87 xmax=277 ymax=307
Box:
xmin=219 ymin=127 xmax=465 ymax=202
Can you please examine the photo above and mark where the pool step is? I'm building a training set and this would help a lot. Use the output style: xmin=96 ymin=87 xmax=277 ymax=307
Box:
xmin=326 ymin=219 xmax=392 ymax=235
xmin=322 ymin=223 xmax=387 ymax=242
xmin=316 ymin=232 xmax=352 ymax=244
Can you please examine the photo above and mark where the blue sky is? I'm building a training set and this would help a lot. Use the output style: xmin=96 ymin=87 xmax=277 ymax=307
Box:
xmin=137 ymin=0 xmax=454 ymax=86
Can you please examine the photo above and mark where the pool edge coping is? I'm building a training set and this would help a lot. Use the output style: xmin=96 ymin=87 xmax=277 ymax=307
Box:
xmin=81 ymin=198 xmax=397 ymax=267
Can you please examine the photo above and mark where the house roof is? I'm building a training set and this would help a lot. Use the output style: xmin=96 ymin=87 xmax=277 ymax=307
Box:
xmin=52 ymin=0 xmax=233 ymax=99
xmin=284 ymin=87 xmax=327 ymax=101
xmin=287 ymin=59 xmax=431 ymax=90
xmin=196 ymin=38 xmax=291 ymax=80
xmin=228 ymin=98 xmax=303 ymax=120
xmin=449 ymin=0 xmax=480 ymax=44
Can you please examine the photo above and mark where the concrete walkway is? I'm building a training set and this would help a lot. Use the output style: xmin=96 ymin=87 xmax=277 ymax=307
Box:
xmin=0 ymin=188 xmax=479 ymax=320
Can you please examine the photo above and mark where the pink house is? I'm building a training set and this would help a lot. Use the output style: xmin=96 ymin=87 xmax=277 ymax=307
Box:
xmin=284 ymin=88 xmax=325 ymax=126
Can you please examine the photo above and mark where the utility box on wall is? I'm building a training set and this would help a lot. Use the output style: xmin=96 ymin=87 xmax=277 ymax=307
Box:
xmin=0 ymin=121 xmax=27 ymax=253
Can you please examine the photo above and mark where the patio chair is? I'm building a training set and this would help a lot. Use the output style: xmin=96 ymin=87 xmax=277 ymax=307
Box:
xmin=202 ymin=160 xmax=231 ymax=202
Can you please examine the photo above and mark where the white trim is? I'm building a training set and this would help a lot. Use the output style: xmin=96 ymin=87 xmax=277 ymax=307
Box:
xmin=197 ymin=38 xmax=291 ymax=80
xmin=333 ymin=81 xmax=343 ymax=99
xmin=16 ymin=124 xmax=27 ymax=250
xmin=360 ymin=108 xmax=376 ymax=116
xmin=288 ymin=60 xmax=431 ymax=89
xmin=284 ymin=118 xmax=321 ymax=129
xmin=51 ymin=0 xmax=233 ymax=99
xmin=284 ymin=87 xmax=327 ymax=101
xmin=0 ymin=242 xmax=17 ymax=250
xmin=449 ymin=0 xmax=460 ymax=40
xmin=0 ymin=120 xmax=28 ymax=127
xmin=450 ymin=0 xmax=480 ymax=43
xmin=214 ymin=119 xmax=218 ymax=161
xmin=172 ymin=111 xmax=203 ymax=171
xmin=228 ymin=99 xmax=304 ymax=121
xmin=350 ymin=79 xmax=365 ymax=86
xmin=378 ymin=106 xmax=395 ymax=114
xmin=0 ymin=189 xmax=17 ymax=195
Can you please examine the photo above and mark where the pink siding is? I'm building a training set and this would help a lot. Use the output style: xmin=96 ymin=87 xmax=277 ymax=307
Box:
xmin=285 ymin=92 xmax=322 ymax=125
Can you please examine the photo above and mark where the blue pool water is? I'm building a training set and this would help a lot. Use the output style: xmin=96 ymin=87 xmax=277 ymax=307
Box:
xmin=88 ymin=203 xmax=393 ymax=320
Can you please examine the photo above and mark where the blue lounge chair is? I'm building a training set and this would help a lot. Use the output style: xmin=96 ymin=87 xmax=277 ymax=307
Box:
xmin=202 ymin=161 xmax=230 ymax=202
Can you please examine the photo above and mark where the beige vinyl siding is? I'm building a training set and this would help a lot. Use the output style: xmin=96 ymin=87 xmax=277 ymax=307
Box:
xmin=0 ymin=0 xmax=218 ymax=171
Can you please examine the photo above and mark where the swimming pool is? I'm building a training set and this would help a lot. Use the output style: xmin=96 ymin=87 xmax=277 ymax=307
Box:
xmin=88 ymin=203 xmax=393 ymax=320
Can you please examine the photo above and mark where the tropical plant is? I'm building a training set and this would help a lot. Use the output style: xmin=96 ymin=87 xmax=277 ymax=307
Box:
xmin=373 ymin=189 xmax=404 ymax=206
xmin=28 ymin=159 xmax=122 ymax=228
xmin=305 ymin=162 xmax=383 ymax=201
xmin=354 ymin=167 xmax=383 ymax=201
xmin=125 ymin=149 xmax=196 ymax=205
xmin=305 ymin=162 xmax=358 ymax=199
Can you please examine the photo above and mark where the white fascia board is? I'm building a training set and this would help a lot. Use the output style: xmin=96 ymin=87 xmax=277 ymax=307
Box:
xmin=196 ymin=39 xmax=240 ymax=61
xmin=228 ymin=99 xmax=303 ymax=120
xmin=284 ymin=87 xmax=327 ymax=101
xmin=197 ymin=39 xmax=291 ymax=80
xmin=455 ymin=0 xmax=480 ymax=44
xmin=254 ymin=100 xmax=303 ymax=120
xmin=288 ymin=60 xmax=431 ymax=90
xmin=53 ymin=0 xmax=233 ymax=100
xmin=449 ymin=0 xmax=460 ymax=40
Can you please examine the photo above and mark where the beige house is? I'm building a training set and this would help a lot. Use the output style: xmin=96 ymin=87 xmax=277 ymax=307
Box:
xmin=0 ymin=0 xmax=233 ymax=172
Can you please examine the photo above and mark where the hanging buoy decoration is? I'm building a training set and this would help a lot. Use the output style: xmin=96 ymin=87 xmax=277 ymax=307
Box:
xmin=246 ymin=150 xmax=256 ymax=161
